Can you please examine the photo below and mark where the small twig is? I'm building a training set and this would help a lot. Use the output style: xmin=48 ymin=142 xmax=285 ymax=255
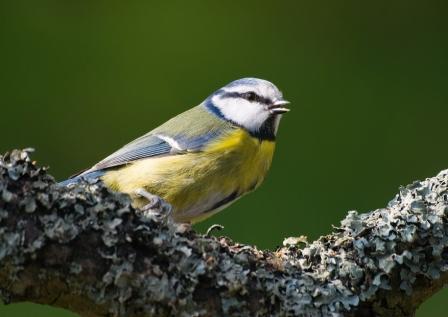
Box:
xmin=206 ymin=224 xmax=225 ymax=236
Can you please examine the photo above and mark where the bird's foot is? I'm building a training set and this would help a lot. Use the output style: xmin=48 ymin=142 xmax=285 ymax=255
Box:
xmin=135 ymin=188 xmax=172 ymax=220
xmin=135 ymin=188 xmax=162 ymax=209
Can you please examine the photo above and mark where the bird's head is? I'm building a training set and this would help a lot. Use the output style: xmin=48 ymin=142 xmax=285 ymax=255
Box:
xmin=206 ymin=78 xmax=290 ymax=140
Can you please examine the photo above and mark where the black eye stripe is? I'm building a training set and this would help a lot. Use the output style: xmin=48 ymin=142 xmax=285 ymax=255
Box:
xmin=220 ymin=91 xmax=272 ymax=105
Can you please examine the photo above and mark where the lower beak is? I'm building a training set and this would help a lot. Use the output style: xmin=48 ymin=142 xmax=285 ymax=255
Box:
xmin=269 ymin=100 xmax=290 ymax=114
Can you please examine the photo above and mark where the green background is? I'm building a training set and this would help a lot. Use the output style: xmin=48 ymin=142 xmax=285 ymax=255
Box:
xmin=1 ymin=1 xmax=447 ymax=316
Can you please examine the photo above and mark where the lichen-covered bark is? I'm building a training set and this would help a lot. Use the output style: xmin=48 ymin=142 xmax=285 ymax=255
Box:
xmin=0 ymin=149 xmax=447 ymax=317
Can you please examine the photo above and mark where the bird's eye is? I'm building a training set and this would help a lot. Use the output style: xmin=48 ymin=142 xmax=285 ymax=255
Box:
xmin=244 ymin=92 xmax=257 ymax=102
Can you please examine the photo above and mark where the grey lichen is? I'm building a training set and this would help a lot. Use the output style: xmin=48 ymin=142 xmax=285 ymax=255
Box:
xmin=1 ymin=149 xmax=448 ymax=317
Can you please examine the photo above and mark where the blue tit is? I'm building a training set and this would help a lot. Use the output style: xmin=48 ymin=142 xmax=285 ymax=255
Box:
xmin=60 ymin=78 xmax=290 ymax=223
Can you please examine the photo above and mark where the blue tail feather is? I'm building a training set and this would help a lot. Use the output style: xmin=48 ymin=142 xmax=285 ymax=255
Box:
xmin=58 ymin=170 xmax=106 ymax=186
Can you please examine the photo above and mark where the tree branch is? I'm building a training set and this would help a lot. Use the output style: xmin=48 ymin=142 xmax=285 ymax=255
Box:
xmin=0 ymin=149 xmax=447 ymax=317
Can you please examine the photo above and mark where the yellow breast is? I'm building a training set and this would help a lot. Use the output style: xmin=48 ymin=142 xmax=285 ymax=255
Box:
xmin=102 ymin=129 xmax=276 ymax=223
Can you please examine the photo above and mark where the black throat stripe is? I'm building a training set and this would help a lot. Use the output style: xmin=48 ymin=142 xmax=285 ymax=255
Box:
xmin=219 ymin=91 xmax=272 ymax=105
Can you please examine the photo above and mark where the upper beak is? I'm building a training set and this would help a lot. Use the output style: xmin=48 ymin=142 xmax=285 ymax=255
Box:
xmin=269 ymin=99 xmax=290 ymax=114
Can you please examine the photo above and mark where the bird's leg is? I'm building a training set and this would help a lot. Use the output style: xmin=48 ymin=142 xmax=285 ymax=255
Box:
xmin=134 ymin=188 xmax=172 ymax=218
xmin=135 ymin=188 xmax=162 ymax=209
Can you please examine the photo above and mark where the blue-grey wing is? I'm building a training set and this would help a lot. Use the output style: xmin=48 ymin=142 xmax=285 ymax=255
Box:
xmin=91 ymin=135 xmax=174 ymax=170
xmin=65 ymin=104 xmax=235 ymax=182
xmin=58 ymin=128 xmax=219 ymax=185
xmin=85 ymin=130 xmax=223 ymax=173
xmin=61 ymin=135 xmax=175 ymax=183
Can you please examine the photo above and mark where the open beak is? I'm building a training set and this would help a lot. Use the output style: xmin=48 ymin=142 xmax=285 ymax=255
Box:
xmin=268 ymin=99 xmax=290 ymax=114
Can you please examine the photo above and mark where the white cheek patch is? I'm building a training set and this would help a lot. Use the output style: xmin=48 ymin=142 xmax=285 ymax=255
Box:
xmin=212 ymin=95 xmax=270 ymax=132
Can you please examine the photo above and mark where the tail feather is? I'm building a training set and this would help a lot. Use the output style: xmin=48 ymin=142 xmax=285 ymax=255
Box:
xmin=58 ymin=170 xmax=106 ymax=186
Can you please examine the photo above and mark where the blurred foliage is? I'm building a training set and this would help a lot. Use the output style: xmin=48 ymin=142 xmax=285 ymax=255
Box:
xmin=1 ymin=1 xmax=447 ymax=316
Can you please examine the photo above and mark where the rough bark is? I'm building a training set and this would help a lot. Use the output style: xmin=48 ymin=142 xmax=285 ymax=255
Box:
xmin=0 ymin=149 xmax=447 ymax=317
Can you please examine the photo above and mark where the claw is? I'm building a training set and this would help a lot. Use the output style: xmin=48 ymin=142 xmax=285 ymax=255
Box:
xmin=134 ymin=188 xmax=172 ymax=219
xmin=135 ymin=188 xmax=163 ymax=210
